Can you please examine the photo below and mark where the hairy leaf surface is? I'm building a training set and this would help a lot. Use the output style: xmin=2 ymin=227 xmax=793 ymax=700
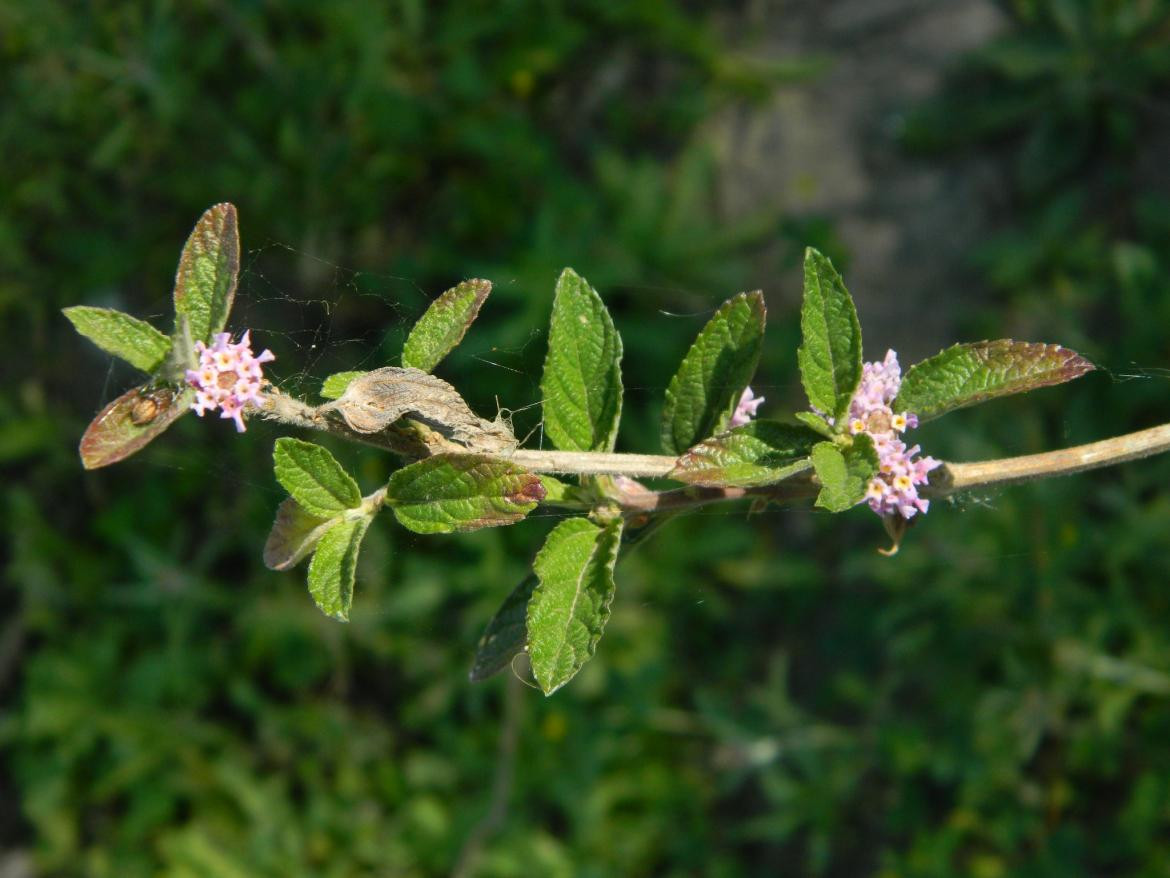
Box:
xmin=263 ymin=497 xmax=335 ymax=571
xmin=401 ymin=279 xmax=491 ymax=372
xmin=893 ymin=340 xmax=1094 ymax=422
xmin=320 ymin=371 xmax=367 ymax=400
xmin=63 ymin=307 xmax=171 ymax=373
xmin=797 ymin=248 xmax=862 ymax=422
xmin=527 ymin=517 xmax=623 ymax=695
xmin=273 ymin=438 xmax=362 ymax=517
xmin=661 ymin=291 xmax=765 ymax=454
xmin=670 ymin=420 xmax=819 ymax=487
xmin=306 ymin=516 xmax=369 ymax=621
xmin=811 ymin=434 xmax=878 ymax=512
xmin=540 ymin=268 xmax=623 ymax=452
xmin=386 ymin=454 xmax=544 ymax=533
xmin=173 ymin=203 xmax=240 ymax=343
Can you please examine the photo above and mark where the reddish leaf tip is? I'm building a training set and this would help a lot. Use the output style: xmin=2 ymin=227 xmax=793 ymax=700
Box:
xmin=506 ymin=477 xmax=547 ymax=505
xmin=79 ymin=385 xmax=192 ymax=469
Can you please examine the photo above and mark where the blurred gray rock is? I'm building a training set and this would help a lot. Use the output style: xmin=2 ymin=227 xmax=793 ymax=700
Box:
xmin=711 ymin=0 xmax=1006 ymax=361
xmin=0 ymin=852 xmax=33 ymax=878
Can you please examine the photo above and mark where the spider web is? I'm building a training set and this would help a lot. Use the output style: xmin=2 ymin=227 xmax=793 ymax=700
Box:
xmin=91 ymin=235 xmax=1170 ymax=538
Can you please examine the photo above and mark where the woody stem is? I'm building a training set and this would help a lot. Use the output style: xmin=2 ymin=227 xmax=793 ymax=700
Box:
xmin=935 ymin=422 xmax=1170 ymax=493
xmin=258 ymin=389 xmax=1170 ymax=514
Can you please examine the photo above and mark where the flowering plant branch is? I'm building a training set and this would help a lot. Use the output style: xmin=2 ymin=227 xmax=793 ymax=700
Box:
xmin=67 ymin=204 xmax=1156 ymax=695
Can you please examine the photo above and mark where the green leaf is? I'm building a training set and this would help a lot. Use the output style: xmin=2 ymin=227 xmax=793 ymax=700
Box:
xmin=173 ymin=203 xmax=240 ymax=343
xmin=469 ymin=573 xmax=537 ymax=683
xmin=386 ymin=454 xmax=545 ymax=534
xmin=63 ymin=306 xmax=171 ymax=373
xmin=794 ymin=411 xmax=835 ymax=438
xmin=272 ymin=438 xmax=362 ymax=517
xmin=661 ymin=291 xmax=766 ymax=454
xmin=540 ymin=268 xmax=623 ymax=452
xmin=526 ymin=517 xmax=623 ymax=695
xmin=797 ymin=248 xmax=863 ymax=423
xmin=263 ymin=497 xmax=335 ymax=571
xmin=401 ymin=279 xmax=492 ymax=372
xmin=537 ymin=475 xmax=579 ymax=506
xmin=79 ymin=384 xmax=194 ymax=469
xmin=893 ymin=340 xmax=1095 ymax=422
xmin=306 ymin=516 xmax=370 ymax=621
xmin=320 ymin=371 xmax=367 ymax=400
xmin=811 ymin=434 xmax=878 ymax=513
xmin=160 ymin=313 xmax=198 ymax=382
xmin=670 ymin=420 xmax=819 ymax=487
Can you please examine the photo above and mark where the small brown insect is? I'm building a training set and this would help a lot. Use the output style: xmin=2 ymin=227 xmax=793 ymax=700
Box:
xmin=129 ymin=387 xmax=176 ymax=426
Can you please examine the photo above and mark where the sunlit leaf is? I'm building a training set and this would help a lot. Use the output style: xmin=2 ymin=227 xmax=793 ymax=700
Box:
xmin=63 ymin=306 xmax=171 ymax=373
xmin=173 ymin=203 xmax=240 ymax=343
xmin=306 ymin=516 xmax=370 ymax=621
xmin=536 ymin=475 xmax=579 ymax=506
xmin=320 ymin=371 xmax=367 ymax=400
xmin=540 ymin=268 xmax=623 ymax=452
xmin=526 ymin=516 xmax=623 ymax=695
xmin=386 ymin=454 xmax=545 ymax=534
xmin=811 ymin=434 xmax=878 ymax=513
xmin=401 ymin=278 xmax=491 ymax=372
xmin=893 ymin=340 xmax=1095 ymax=422
xmin=670 ymin=420 xmax=818 ymax=487
xmin=661 ymin=290 xmax=766 ymax=454
xmin=272 ymin=438 xmax=362 ymax=517
xmin=797 ymin=248 xmax=862 ymax=423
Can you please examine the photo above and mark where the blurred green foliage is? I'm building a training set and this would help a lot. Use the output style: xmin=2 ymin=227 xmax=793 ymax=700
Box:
xmin=4 ymin=1 xmax=1170 ymax=876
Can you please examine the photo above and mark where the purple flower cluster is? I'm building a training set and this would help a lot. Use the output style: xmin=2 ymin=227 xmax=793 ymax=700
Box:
xmin=844 ymin=350 xmax=940 ymax=519
xmin=185 ymin=331 xmax=274 ymax=432
xmin=729 ymin=386 xmax=765 ymax=428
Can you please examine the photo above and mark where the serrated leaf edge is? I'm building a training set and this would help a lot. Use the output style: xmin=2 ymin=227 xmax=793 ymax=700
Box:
xmin=660 ymin=290 xmax=766 ymax=454
xmin=893 ymin=339 xmax=1095 ymax=422
xmin=527 ymin=517 xmax=622 ymax=695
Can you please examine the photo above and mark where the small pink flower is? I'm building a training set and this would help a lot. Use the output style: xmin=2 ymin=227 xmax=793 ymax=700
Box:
xmin=729 ymin=386 xmax=765 ymax=428
xmin=813 ymin=349 xmax=940 ymax=520
xmin=185 ymin=331 xmax=274 ymax=432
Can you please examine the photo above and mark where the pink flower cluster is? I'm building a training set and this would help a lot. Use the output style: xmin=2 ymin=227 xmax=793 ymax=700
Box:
xmin=729 ymin=386 xmax=765 ymax=428
xmin=185 ymin=331 xmax=274 ymax=432
xmin=845 ymin=350 xmax=940 ymax=519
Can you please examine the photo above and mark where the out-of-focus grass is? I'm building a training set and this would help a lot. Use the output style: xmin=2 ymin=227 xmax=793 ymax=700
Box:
xmin=4 ymin=1 xmax=1170 ymax=875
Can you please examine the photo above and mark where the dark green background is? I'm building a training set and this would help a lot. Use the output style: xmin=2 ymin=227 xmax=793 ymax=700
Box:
xmin=4 ymin=2 xmax=1170 ymax=875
